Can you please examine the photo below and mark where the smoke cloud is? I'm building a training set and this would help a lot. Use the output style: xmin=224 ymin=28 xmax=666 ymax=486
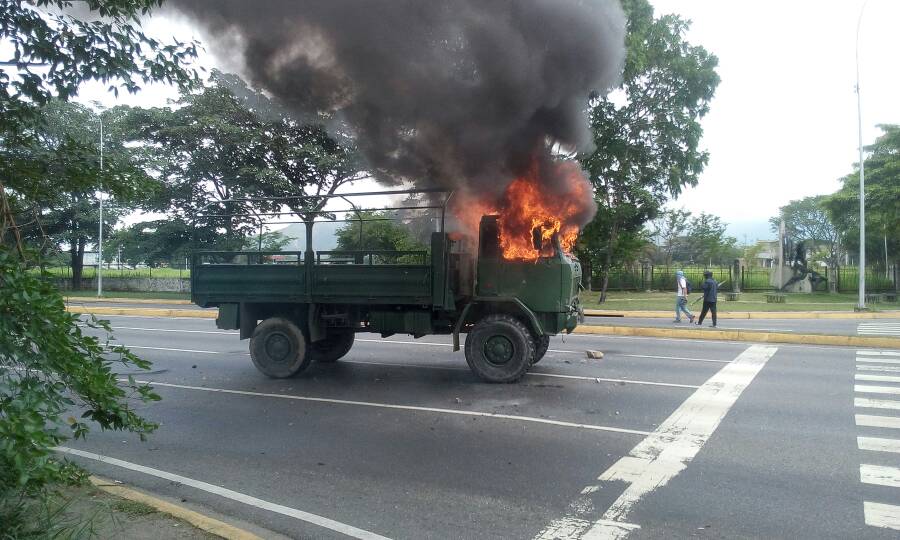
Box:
xmin=169 ymin=0 xmax=625 ymax=227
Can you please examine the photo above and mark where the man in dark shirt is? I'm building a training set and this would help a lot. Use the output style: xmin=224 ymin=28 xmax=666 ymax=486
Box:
xmin=697 ymin=270 xmax=718 ymax=327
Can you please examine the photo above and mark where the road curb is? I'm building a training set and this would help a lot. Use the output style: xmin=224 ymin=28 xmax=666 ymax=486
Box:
xmin=89 ymin=475 xmax=262 ymax=540
xmin=67 ymin=306 xmax=217 ymax=318
xmin=66 ymin=296 xmax=193 ymax=305
xmin=583 ymin=309 xmax=900 ymax=319
xmin=573 ymin=324 xmax=900 ymax=349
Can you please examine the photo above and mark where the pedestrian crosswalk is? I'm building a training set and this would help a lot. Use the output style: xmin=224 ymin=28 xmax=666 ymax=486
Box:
xmin=855 ymin=349 xmax=900 ymax=532
xmin=858 ymin=322 xmax=900 ymax=336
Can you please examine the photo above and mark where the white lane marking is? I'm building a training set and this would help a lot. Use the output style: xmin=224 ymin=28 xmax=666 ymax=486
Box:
xmin=536 ymin=345 xmax=777 ymax=540
xmin=55 ymin=447 xmax=391 ymax=540
xmin=343 ymin=360 xmax=698 ymax=389
xmin=856 ymin=385 xmax=900 ymax=395
xmin=858 ymin=324 xmax=900 ymax=336
xmin=856 ymin=398 xmax=900 ymax=410
xmin=858 ymin=365 xmax=900 ymax=373
xmin=123 ymin=345 xmax=222 ymax=355
xmin=858 ymin=350 xmax=900 ymax=357
xmin=128 ymin=379 xmax=650 ymax=436
xmin=856 ymin=415 xmax=900 ymax=429
xmin=526 ymin=372 xmax=699 ymax=389
xmin=114 ymin=326 xmax=238 ymax=335
xmin=856 ymin=374 xmax=900 ymax=383
xmin=860 ymin=464 xmax=900 ymax=488
xmin=857 ymin=357 xmax=900 ymax=365
xmin=858 ymin=437 xmax=900 ymax=453
xmin=864 ymin=501 xmax=900 ymax=531
xmin=619 ymin=353 xmax=729 ymax=364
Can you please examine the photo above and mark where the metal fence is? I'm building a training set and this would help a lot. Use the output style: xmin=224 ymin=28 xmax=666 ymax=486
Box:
xmin=593 ymin=264 xmax=897 ymax=293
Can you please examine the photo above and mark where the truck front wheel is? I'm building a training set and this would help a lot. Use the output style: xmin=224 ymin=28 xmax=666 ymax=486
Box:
xmin=310 ymin=331 xmax=355 ymax=363
xmin=532 ymin=335 xmax=550 ymax=365
xmin=464 ymin=315 xmax=534 ymax=383
xmin=249 ymin=317 xmax=310 ymax=378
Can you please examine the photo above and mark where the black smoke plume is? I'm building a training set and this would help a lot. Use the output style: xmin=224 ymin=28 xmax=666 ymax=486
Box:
xmin=169 ymin=0 xmax=625 ymax=226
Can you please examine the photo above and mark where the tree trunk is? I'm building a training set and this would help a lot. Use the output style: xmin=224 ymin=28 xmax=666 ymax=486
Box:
xmin=70 ymin=238 xmax=86 ymax=290
xmin=598 ymin=224 xmax=619 ymax=303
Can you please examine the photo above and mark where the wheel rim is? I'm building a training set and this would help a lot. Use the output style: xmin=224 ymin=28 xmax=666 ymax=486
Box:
xmin=483 ymin=335 xmax=514 ymax=365
xmin=264 ymin=332 xmax=292 ymax=364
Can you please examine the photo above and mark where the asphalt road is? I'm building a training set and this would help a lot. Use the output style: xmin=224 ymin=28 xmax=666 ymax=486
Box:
xmin=63 ymin=315 xmax=900 ymax=539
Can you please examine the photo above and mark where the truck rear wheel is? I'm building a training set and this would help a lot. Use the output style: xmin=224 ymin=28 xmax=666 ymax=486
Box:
xmin=532 ymin=335 xmax=550 ymax=364
xmin=310 ymin=331 xmax=355 ymax=363
xmin=464 ymin=315 xmax=534 ymax=383
xmin=249 ymin=317 xmax=310 ymax=378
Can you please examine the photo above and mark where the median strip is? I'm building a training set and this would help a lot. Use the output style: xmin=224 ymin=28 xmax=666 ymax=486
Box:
xmin=69 ymin=306 xmax=900 ymax=349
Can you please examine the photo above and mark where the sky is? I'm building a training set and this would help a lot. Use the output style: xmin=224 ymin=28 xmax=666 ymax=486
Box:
xmin=77 ymin=0 xmax=900 ymax=243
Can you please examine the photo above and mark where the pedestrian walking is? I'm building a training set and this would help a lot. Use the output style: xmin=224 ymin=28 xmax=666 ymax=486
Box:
xmin=674 ymin=270 xmax=694 ymax=323
xmin=697 ymin=270 xmax=718 ymax=327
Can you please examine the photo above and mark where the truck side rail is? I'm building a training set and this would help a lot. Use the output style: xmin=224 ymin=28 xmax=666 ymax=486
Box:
xmin=316 ymin=250 xmax=428 ymax=265
xmin=195 ymin=251 xmax=305 ymax=265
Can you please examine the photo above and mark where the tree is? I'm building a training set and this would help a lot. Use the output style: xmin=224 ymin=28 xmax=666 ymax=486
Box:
xmin=4 ymin=100 xmax=153 ymax=288
xmin=685 ymin=212 xmax=738 ymax=265
xmin=122 ymin=70 xmax=363 ymax=254
xmin=0 ymin=0 xmax=197 ymax=528
xmin=771 ymin=195 xmax=841 ymax=290
xmin=335 ymin=211 xmax=427 ymax=253
xmin=578 ymin=0 xmax=720 ymax=301
xmin=824 ymin=124 xmax=900 ymax=272
xmin=654 ymin=208 xmax=692 ymax=265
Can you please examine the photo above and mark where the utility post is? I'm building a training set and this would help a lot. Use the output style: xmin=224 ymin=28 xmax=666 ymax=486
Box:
xmin=97 ymin=114 xmax=104 ymax=298
xmin=855 ymin=0 xmax=868 ymax=310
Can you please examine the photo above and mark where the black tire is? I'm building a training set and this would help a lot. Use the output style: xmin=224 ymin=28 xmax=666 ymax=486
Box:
xmin=309 ymin=331 xmax=355 ymax=363
xmin=532 ymin=335 xmax=550 ymax=365
xmin=249 ymin=317 xmax=310 ymax=378
xmin=464 ymin=315 xmax=534 ymax=383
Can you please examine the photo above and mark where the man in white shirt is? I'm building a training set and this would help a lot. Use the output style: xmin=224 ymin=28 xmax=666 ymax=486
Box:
xmin=674 ymin=270 xmax=695 ymax=323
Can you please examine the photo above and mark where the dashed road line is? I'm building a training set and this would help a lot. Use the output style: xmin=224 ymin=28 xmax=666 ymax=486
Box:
xmin=858 ymin=323 xmax=900 ymax=337
xmin=858 ymin=365 xmax=900 ymax=373
xmin=860 ymin=464 xmax=900 ymax=488
xmin=855 ymin=385 xmax=900 ymax=395
xmin=864 ymin=502 xmax=900 ymax=531
xmin=856 ymin=415 xmax=900 ymax=429
xmin=857 ymin=437 xmax=900 ymax=454
xmin=55 ymin=447 xmax=391 ymax=540
xmin=126 ymin=379 xmax=651 ymax=436
xmin=535 ymin=345 xmax=777 ymax=540
xmin=855 ymin=373 xmax=900 ymax=383
xmin=856 ymin=397 xmax=900 ymax=410
xmin=857 ymin=357 xmax=900 ymax=365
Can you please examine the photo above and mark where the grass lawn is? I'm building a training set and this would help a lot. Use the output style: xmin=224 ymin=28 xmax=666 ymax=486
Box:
xmin=579 ymin=290 xmax=897 ymax=312
xmin=39 ymin=266 xmax=190 ymax=279
xmin=64 ymin=290 xmax=191 ymax=301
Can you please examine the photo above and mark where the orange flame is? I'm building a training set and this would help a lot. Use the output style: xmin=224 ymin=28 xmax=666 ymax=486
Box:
xmin=450 ymin=161 xmax=593 ymax=261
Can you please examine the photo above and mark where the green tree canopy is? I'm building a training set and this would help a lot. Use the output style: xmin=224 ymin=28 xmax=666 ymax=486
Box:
xmin=121 ymin=70 xmax=363 ymax=255
xmin=577 ymin=0 xmax=720 ymax=300
xmin=824 ymin=124 xmax=900 ymax=268
xmin=335 ymin=211 xmax=427 ymax=253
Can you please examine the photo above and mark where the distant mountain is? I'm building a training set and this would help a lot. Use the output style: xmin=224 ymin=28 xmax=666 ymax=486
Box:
xmin=273 ymin=221 xmax=341 ymax=251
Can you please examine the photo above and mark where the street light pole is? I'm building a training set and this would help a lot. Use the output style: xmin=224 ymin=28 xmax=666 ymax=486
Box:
xmin=97 ymin=114 xmax=104 ymax=298
xmin=855 ymin=0 xmax=868 ymax=310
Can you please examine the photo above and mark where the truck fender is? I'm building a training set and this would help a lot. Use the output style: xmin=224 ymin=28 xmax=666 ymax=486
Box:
xmin=452 ymin=298 xmax=543 ymax=352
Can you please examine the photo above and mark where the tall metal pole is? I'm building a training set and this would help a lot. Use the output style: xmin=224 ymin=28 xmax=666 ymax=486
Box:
xmin=97 ymin=115 xmax=104 ymax=297
xmin=855 ymin=0 xmax=868 ymax=309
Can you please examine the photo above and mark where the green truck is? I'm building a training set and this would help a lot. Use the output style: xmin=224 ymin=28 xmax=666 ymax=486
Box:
xmin=192 ymin=190 xmax=583 ymax=383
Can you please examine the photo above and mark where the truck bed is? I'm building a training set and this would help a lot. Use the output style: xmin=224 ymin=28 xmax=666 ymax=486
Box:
xmin=191 ymin=251 xmax=434 ymax=308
